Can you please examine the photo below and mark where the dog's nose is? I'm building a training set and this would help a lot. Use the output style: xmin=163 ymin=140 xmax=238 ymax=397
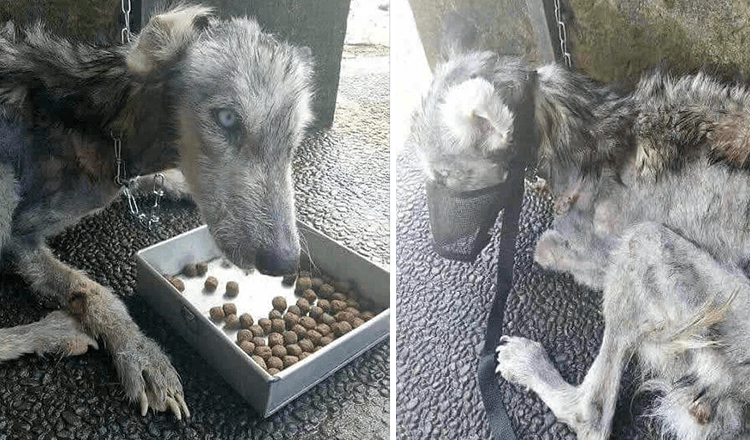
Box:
xmin=256 ymin=248 xmax=299 ymax=276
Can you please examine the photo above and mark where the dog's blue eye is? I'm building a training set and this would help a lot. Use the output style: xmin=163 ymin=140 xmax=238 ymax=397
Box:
xmin=216 ymin=109 xmax=238 ymax=128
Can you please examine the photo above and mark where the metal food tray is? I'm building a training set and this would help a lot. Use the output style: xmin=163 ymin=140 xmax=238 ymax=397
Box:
xmin=135 ymin=223 xmax=390 ymax=417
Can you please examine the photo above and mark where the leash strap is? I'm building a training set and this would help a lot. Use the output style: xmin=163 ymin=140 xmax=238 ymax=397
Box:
xmin=477 ymin=72 xmax=538 ymax=440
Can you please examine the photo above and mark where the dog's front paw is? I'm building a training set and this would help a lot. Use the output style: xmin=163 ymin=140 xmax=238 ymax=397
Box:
xmin=495 ymin=336 xmax=551 ymax=389
xmin=113 ymin=335 xmax=189 ymax=420
xmin=35 ymin=311 xmax=99 ymax=357
xmin=534 ymin=230 xmax=570 ymax=270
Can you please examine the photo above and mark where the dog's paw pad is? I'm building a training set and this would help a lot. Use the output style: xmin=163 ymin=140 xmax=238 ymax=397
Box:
xmin=495 ymin=336 xmax=550 ymax=388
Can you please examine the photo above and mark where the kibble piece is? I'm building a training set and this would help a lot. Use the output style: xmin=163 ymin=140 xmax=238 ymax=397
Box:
xmin=168 ymin=277 xmax=185 ymax=292
xmin=267 ymin=332 xmax=284 ymax=347
xmin=299 ymin=270 xmax=312 ymax=278
xmin=330 ymin=300 xmax=347 ymax=314
xmin=283 ymin=355 xmax=299 ymax=368
xmin=196 ymin=262 xmax=208 ymax=276
xmin=299 ymin=352 xmax=311 ymax=360
xmin=226 ymin=281 xmax=240 ymax=297
xmin=333 ymin=321 xmax=353 ymax=337
xmin=296 ymin=276 xmax=312 ymax=293
xmin=318 ymin=284 xmax=335 ymax=299
xmin=351 ymin=317 xmax=365 ymax=328
xmin=346 ymin=299 xmax=360 ymax=309
xmin=272 ymin=296 xmax=287 ymax=312
xmin=298 ymin=339 xmax=314 ymax=353
xmin=204 ymin=276 xmax=219 ymax=291
xmin=309 ymin=305 xmax=324 ymax=320
xmin=284 ymin=313 xmax=299 ymax=330
xmin=237 ymin=329 xmax=252 ymax=343
xmin=287 ymin=305 xmax=302 ymax=316
xmin=224 ymin=314 xmax=239 ymax=328
xmin=345 ymin=307 xmax=361 ymax=317
xmin=267 ymin=356 xmax=283 ymax=370
xmin=302 ymin=289 xmax=317 ymax=303
xmin=254 ymin=345 xmax=272 ymax=360
xmin=360 ymin=311 xmax=375 ymax=321
xmin=317 ymin=299 xmax=331 ymax=313
xmin=258 ymin=318 xmax=272 ymax=333
xmin=267 ymin=368 xmax=280 ymax=375
xmin=307 ymin=329 xmax=322 ymax=345
xmin=296 ymin=298 xmax=311 ymax=314
xmin=313 ymin=346 xmax=323 ymax=352
xmin=271 ymin=318 xmax=286 ymax=333
xmin=182 ymin=263 xmax=198 ymax=277
xmin=299 ymin=316 xmax=317 ymax=330
xmin=249 ymin=324 xmax=264 ymax=337
xmin=315 ymin=323 xmax=331 ymax=337
xmin=209 ymin=306 xmax=225 ymax=321
xmin=252 ymin=336 xmax=266 ymax=347
xmin=239 ymin=340 xmax=255 ymax=355
xmin=291 ymin=324 xmax=307 ymax=338
xmin=333 ymin=280 xmax=351 ymax=294
xmin=319 ymin=336 xmax=333 ymax=347
xmin=223 ymin=303 xmax=237 ymax=316
xmin=268 ymin=309 xmax=283 ymax=320
xmin=286 ymin=344 xmax=303 ymax=357
xmin=335 ymin=311 xmax=355 ymax=325
xmin=271 ymin=345 xmax=287 ymax=358
xmin=332 ymin=292 xmax=347 ymax=302
xmin=283 ymin=330 xmax=298 ymax=344
xmin=251 ymin=355 xmax=267 ymax=370
xmin=239 ymin=313 xmax=254 ymax=329
xmin=281 ymin=273 xmax=296 ymax=286
xmin=320 ymin=313 xmax=336 ymax=326
xmin=311 ymin=277 xmax=324 ymax=290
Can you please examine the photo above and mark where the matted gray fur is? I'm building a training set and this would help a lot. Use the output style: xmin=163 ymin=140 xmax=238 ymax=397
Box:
xmin=0 ymin=3 xmax=313 ymax=419
xmin=411 ymin=14 xmax=750 ymax=440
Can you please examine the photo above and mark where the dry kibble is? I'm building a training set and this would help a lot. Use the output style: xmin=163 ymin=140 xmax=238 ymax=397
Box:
xmin=311 ymin=277 xmax=324 ymax=290
xmin=168 ymin=277 xmax=185 ymax=292
xmin=209 ymin=306 xmax=225 ymax=321
xmin=319 ymin=336 xmax=332 ymax=346
xmin=307 ymin=330 xmax=322 ymax=345
xmin=313 ymin=346 xmax=323 ymax=352
xmin=204 ymin=276 xmax=219 ymax=291
xmin=284 ymin=313 xmax=299 ymax=330
xmin=299 ymin=316 xmax=317 ymax=330
xmin=286 ymin=344 xmax=302 ymax=357
xmin=299 ymin=352 xmax=311 ymax=360
xmin=317 ymin=299 xmax=331 ymax=313
xmin=283 ymin=330 xmax=298 ymax=344
xmin=320 ymin=313 xmax=336 ymax=326
xmin=287 ymin=305 xmax=302 ymax=316
xmin=331 ymin=300 xmax=347 ymax=314
xmin=291 ymin=324 xmax=308 ymax=339
xmin=283 ymin=355 xmax=299 ymax=368
xmin=299 ymin=270 xmax=312 ymax=278
xmin=346 ymin=299 xmax=360 ymax=309
xmin=298 ymin=339 xmax=314 ymax=353
xmin=333 ymin=280 xmax=351 ymax=294
xmin=296 ymin=298 xmax=311 ymax=314
xmin=345 ymin=307 xmax=361 ymax=317
xmin=333 ymin=321 xmax=353 ymax=337
xmin=318 ymin=284 xmax=335 ymax=299
xmin=315 ymin=323 xmax=331 ymax=337
xmin=295 ymin=276 xmax=312 ymax=292
xmin=258 ymin=318 xmax=272 ymax=333
xmin=271 ymin=345 xmax=287 ymax=358
xmin=272 ymin=296 xmax=287 ymax=311
xmin=268 ymin=368 xmax=280 ymax=375
xmin=309 ymin=306 xmax=324 ymax=320
xmin=252 ymin=336 xmax=266 ymax=347
xmin=267 ymin=332 xmax=284 ymax=347
xmin=267 ymin=356 xmax=283 ymax=370
xmin=196 ymin=262 xmax=208 ymax=276
xmin=302 ymin=289 xmax=317 ymax=303
xmin=254 ymin=345 xmax=272 ymax=360
xmin=223 ymin=303 xmax=237 ymax=316
xmin=332 ymin=292 xmax=347 ymax=302
xmin=249 ymin=324 xmax=264 ymax=337
xmin=335 ymin=311 xmax=355 ymax=325
xmin=239 ymin=340 xmax=255 ymax=355
xmin=360 ymin=311 xmax=375 ymax=321
xmin=237 ymin=329 xmax=252 ymax=343
xmin=251 ymin=355 xmax=267 ymax=370
xmin=224 ymin=314 xmax=239 ymax=328
xmin=226 ymin=281 xmax=240 ymax=297
xmin=281 ymin=273 xmax=296 ymax=286
xmin=239 ymin=313 xmax=254 ymax=329
xmin=351 ymin=317 xmax=365 ymax=328
xmin=182 ymin=263 xmax=198 ymax=277
xmin=268 ymin=309 xmax=283 ymax=320
xmin=271 ymin=318 xmax=286 ymax=333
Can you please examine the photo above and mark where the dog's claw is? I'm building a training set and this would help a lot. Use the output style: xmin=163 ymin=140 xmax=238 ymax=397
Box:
xmin=176 ymin=393 xmax=190 ymax=418
xmin=140 ymin=391 xmax=149 ymax=416
xmin=167 ymin=397 xmax=181 ymax=420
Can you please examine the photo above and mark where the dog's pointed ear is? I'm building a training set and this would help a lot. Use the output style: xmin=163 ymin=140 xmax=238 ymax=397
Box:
xmin=439 ymin=11 xmax=478 ymax=60
xmin=440 ymin=77 xmax=514 ymax=154
xmin=126 ymin=5 xmax=213 ymax=75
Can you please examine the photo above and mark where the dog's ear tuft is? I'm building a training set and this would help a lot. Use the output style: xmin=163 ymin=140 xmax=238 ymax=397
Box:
xmin=440 ymin=77 xmax=514 ymax=154
xmin=126 ymin=5 xmax=213 ymax=75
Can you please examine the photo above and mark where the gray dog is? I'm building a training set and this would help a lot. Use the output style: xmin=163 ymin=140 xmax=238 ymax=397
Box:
xmin=0 ymin=4 xmax=313 ymax=419
xmin=411 ymin=17 xmax=750 ymax=440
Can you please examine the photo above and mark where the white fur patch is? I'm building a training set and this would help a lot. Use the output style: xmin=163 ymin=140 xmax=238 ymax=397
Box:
xmin=440 ymin=77 xmax=514 ymax=153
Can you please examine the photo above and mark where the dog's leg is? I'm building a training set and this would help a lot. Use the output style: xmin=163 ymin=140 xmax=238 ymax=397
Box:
xmin=0 ymin=311 xmax=98 ymax=361
xmin=534 ymin=229 xmax=609 ymax=290
xmin=10 ymin=243 xmax=189 ymax=419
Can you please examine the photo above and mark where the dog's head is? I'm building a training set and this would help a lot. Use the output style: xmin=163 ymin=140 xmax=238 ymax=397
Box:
xmin=129 ymin=6 xmax=313 ymax=275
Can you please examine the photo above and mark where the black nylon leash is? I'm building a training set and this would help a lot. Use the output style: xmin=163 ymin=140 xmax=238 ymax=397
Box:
xmin=477 ymin=72 xmax=538 ymax=440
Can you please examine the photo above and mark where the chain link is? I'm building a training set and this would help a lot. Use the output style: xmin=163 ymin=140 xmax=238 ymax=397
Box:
xmin=553 ymin=0 xmax=572 ymax=68
xmin=121 ymin=0 xmax=132 ymax=44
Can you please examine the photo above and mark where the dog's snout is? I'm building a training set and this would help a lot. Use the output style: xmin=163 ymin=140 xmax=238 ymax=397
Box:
xmin=256 ymin=247 xmax=299 ymax=276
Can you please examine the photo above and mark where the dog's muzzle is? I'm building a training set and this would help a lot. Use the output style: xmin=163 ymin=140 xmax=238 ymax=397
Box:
xmin=425 ymin=179 xmax=508 ymax=262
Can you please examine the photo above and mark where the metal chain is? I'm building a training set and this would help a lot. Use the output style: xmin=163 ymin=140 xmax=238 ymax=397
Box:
xmin=553 ymin=0 xmax=572 ymax=68
xmin=121 ymin=0 xmax=132 ymax=44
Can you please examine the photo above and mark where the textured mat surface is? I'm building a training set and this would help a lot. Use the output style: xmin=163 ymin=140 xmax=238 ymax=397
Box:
xmin=396 ymin=144 xmax=654 ymax=439
xmin=0 ymin=50 xmax=390 ymax=440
